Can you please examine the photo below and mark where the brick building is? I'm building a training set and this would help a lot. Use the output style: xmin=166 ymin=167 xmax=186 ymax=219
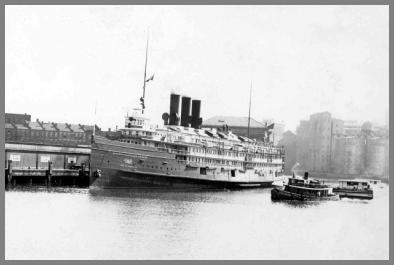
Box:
xmin=5 ymin=113 xmax=31 ymax=124
xmin=203 ymin=116 xmax=283 ymax=144
xmin=5 ymin=113 xmax=96 ymax=147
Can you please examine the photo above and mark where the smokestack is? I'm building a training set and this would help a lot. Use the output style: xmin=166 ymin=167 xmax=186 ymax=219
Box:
xmin=191 ymin=99 xmax=203 ymax=129
xmin=180 ymin=96 xmax=191 ymax=127
xmin=169 ymin=93 xmax=180 ymax=126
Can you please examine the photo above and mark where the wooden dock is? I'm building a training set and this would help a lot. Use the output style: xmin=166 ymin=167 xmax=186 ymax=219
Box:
xmin=5 ymin=143 xmax=92 ymax=189
xmin=6 ymin=160 xmax=90 ymax=189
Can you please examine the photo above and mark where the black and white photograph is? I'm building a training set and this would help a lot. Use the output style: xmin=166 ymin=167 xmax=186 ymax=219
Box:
xmin=4 ymin=5 xmax=389 ymax=260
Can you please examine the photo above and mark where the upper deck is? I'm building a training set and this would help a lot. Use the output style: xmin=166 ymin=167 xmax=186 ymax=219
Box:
xmin=338 ymin=179 xmax=371 ymax=190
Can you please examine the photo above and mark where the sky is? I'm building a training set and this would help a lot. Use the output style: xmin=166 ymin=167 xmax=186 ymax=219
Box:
xmin=5 ymin=5 xmax=389 ymax=132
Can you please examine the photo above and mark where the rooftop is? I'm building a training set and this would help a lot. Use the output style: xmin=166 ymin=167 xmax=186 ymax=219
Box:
xmin=6 ymin=120 xmax=92 ymax=133
xmin=203 ymin=116 xmax=265 ymax=128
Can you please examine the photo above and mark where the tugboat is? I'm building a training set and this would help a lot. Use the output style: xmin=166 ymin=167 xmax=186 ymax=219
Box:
xmin=333 ymin=179 xmax=373 ymax=200
xmin=271 ymin=172 xmax=339 ymax=201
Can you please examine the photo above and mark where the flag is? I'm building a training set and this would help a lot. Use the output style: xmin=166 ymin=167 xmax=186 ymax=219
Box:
xmin=266 ymin=123 xmax=275 ymax=130
xmin=146 ymin=74 xmax=154 ymax=82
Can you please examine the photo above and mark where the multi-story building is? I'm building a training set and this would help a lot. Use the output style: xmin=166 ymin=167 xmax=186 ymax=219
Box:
xmin=309 ymin=112 xmax=333 ymax=172
xmin=295 ymin=112 xmax=336 ymax=173
xmin=365 ymin=137 xmax=388 ymax=177
xmin=292 ymin=111 xmax=389 ymax=179
xmin=331 ymin=136 xmax=365 ymax=175
xmin=5 ymin=114 xmax=95 ymax=147
xmin=5 ymin=113 xmax=32 ymax=124
xmin=261 ymin=119 xmax=284 ymax=145
xmin=278 ymin=130 xmax=296 ymax=175
xmin=4 ymin=113 xmax=97 ymax=173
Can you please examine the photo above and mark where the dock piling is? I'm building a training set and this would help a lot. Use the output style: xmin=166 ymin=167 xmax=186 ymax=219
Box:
xmin=7 ymin=160 xmax=13 ymax=189
xmin=47 ymin=161 xmax=52 ymax=187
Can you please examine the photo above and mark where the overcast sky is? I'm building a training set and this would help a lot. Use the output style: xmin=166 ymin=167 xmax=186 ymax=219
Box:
xmin=5 ymin=5 xmax=389 ymax=132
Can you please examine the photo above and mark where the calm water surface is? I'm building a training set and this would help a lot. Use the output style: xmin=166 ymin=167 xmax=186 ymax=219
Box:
xmin=5 ymin=183 xmax=389 ymax=260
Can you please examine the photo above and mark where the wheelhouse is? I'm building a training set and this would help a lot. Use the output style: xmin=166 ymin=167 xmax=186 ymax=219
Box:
xmin=338 ymin=179 xmax=371 ymax=190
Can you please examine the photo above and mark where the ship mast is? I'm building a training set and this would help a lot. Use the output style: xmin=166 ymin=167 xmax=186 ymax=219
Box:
xmin=141 ymin=34 xmax=149 ymax=114
xmin=93 ymin=101 xmax=97 ymax=138
xmin=247 ymin=81 xmax=252 ymax=139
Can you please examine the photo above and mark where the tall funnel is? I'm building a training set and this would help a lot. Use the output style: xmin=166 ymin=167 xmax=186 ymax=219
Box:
xmin=180 ymin=96 xmax=191 ymax=127
xmin=169 ymin=93 xmax=180 ymax=126
xmin=191 ymin=99 xmax=202 ymax=129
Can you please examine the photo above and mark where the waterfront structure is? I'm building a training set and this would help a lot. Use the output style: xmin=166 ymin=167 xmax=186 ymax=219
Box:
xmin=270 ymin=122 xmax=284 ymax=145
xmin=331 ymin=136 xmax=365 ymax=175
xmin=289 ymin=112 xmax=389 ymax=179
xmin=5 ymin=113 xmax=95 ymax=147
xmin=4 ymin=113 xmax=93 ymax=186
xmin=278 ymin=130 xmax=296 ymax=175
xmin=295 ymin=112 xmax=335 ymax=173
xmin=365 ymin=137 xmax=388 ymax=177
xmin=261 ymin=119 xmax=284 ymax=145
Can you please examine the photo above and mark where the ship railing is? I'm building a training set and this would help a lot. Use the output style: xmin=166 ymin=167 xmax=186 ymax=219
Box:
xmin=289 ymin=182 xmax=330 ymax=189
xmin=156 ymin=147 xmax=189 ymax=155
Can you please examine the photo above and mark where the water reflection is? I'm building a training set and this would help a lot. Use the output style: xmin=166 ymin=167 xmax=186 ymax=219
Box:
xmin=5 ymin=184 xmax=389 ymax=260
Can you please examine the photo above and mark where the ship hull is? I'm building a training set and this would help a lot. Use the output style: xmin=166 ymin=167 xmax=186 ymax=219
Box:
xmin=332 ymin=188 xmax=373 ymax=200
xmin=271 ymin=188 xmax=340 ymax=201
xmin=89 ymin=136 xmax=276 ymax=190
xmin=90 ymin=168 xmax=273 ymax=190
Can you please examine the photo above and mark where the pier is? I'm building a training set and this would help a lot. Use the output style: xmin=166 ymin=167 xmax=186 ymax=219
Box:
xmin=5 ymin=143 xmax=91 ymax=189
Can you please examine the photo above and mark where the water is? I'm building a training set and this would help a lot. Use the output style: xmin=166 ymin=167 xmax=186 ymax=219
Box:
xmin=5 ymin=184 xmax=389 ymax=260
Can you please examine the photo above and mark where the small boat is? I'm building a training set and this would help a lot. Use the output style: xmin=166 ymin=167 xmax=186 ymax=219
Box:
xmin=367 ymin=179 xmax=381 ymax=185
xmin=271 ymin=172 xmax=339 ymax=201
xmin=365 ymin=179 xmax=384 ymax=188
xmin=333 ymin=179 xmax=373 ymax=200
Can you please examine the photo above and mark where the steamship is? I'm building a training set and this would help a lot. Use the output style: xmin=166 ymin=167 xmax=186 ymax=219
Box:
xmin=89 ymin=39 xmax=285 ymax=189
xmin=90 ymin=93 xmax=285 ymax=189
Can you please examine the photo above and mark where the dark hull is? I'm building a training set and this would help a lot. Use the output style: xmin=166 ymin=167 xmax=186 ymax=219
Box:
xmin=89 ymin=136 xmax=278 ymax=190
xmin=91 ymin=168 xmax=273 ymax=190
xmin=271 ymin=188 xmax=340 ymax=201
xmin=333 ymin=188 xmax=373 ymax=200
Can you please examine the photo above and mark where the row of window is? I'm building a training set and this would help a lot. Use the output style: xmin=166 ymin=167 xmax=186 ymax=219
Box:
xmin=186 ymin=156 xmax=282 ymax=169
xmin=189 ymin=148 xmax=282 ymax=160
xmin=141 ymin=164 xmax=177 ymax=171
xmin=122 ymin=128 xmax=280 ymax=151
xmin=6 ymin=129 xmax=86 ymax=139
xmin=119 ymin=138 xmax=283 ymax=161
xmin=123 ymin=130 xmax=154 ymax=136
xmin=189 ymin=146 xmax=281 ymax=155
